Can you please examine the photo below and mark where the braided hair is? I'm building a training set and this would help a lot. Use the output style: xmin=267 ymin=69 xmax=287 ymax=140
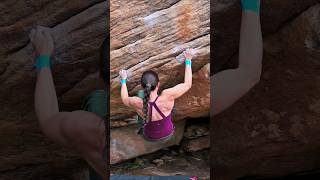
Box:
xmin=141 ymin=70 xmax=159 ymax=124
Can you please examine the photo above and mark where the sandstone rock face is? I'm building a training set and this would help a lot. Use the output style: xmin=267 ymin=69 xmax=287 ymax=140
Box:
xmin=184 ymin=135 xmax=210 ymax=152
xmin=110 ymin=121 xmax=186 ymax=164
xmin=109 ymin=0 xmax=210 ymax=164
xmin=0 ymin=1 xmax=107 ymax=114
xmin=213 ymin=3 xmax=320 ymax=179
xmin=110 ymin=65 xmax=210 ymax=164
xmin=0 ymin=0 xmax=210 ymax=176
xmin=213 ymin=0 xmax=320 ymax=73
xmin=110 ymin=0 xmax=210 ymax=123
xmin=0 ymin=1 xmax=107 ymax=177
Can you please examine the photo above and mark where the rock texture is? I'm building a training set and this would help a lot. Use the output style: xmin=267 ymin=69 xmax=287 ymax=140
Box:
xmin=213 ymin=2 xmax=320 ymax=179
xmin=0 ymin=0 xmax=210 ymax=177
xmin=110 ymin=65 xmax=210 ymax=164
xmin=110 ymin=121 xmax=186 ymax=164
xmin=111 ymin=149 xmax=210 ymax=179
xmin=0 ymin=1 xmax=107 ymax=178
xmin=213 ymin=0 xmax=320 ymax=73
xmin=0 ymin=1 xmax=107 ymax=112
xmin=109 ymin=0 xmax=210 ymax=164
xmin=184 ymin=135 xmax=210 ymax=152
xmin=110 ymin=0 xmax=210 ymax=122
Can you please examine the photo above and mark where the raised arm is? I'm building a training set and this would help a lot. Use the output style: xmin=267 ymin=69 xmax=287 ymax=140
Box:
xmin=119 ymin=70 xmax=142 ymax=109
xmin=163 ymin=49 xmax=193 ymax=99
xmin=31 ymin=26 xmax=63 ymax=143
xmin=30 ymin=26 xmax=107 ymax=179
xmin=212 ymin=0 xmax=262 ymax=115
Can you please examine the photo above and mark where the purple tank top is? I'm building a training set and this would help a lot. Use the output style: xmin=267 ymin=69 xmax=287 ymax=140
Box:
xmin=143 ymin=96 xmax=175 ymax=140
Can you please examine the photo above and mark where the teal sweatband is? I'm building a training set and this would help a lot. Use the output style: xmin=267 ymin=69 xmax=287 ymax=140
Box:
xmin=120 ymin=79 xmax=127 ymax=85
xmin=185 ymin=59 xmax=192 ymax=66
xmin=35 ymin=55 xmax=52 ymax=70
xmin=241 ymin=0 xmax=260 ymax=13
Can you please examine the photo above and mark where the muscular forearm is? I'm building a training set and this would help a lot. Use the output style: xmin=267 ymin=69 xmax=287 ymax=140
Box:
xmin=238 ymin=4 xmax=262 ymax=81
xmin=120 ymin=82 xmax=130 ymax=105
xmin=35 ymin=68 xmax=59 ymax=121
xmin=34 ymin=63 xmax=62 ymax=140
xmin=184 ymin=60 xmax=192 ymax=88
xmin=31 ymin=26 xmax=59 ymax=129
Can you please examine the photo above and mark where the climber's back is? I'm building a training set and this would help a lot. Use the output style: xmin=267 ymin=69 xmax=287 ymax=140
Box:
xmin=119 ymin=49 xmax=194 ymax=140
xmin=135 ymin=91 xmax=175 ymax=122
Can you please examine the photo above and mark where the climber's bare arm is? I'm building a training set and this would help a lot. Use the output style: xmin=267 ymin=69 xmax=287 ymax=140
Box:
xmin=163 ymin=50 xmax=193 ymax=99
xmin=30 ymin=26 xmax=107 ymax=179
xmin=119 ymin=70 xmax=143 ymax=110
xmin=42 ymin=111 xmax=107 ymax=178
xmin=30 ymin=26 xmax=62 ymax=143
xmin=53 ymin=111 xmax=107 ymax=178
xmin=122 ymin=95 xmax=143 ymax=111
xmin=212 ymin=2 xmax=262 ymax=116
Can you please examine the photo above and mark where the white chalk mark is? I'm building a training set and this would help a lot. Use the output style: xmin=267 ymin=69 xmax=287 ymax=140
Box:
xmin=141 ymin=11 xmax=162 ymax=28
xmin=175 ymin=48 xmax=197 ymax=63
xmin=171 ymin=46 xmax=181 ymax=54
xmin=176 ymin=53 xmax=185 ymax=63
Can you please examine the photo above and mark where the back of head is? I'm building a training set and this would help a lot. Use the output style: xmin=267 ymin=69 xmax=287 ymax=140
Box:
xmin=141 ymin=70 xmax=159 ymax=90
xmin=140 ymin=70 xmax=159 ymax=124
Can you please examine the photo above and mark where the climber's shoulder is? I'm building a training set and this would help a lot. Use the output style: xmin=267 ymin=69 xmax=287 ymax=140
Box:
xmin=128 ymin=96 xmax=143 ymax=110
xmin=161 ymin=88 xmax=177 ymax=100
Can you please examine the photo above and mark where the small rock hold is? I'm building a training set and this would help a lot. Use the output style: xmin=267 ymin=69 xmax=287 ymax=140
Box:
xmin=152 ymin=159 xmax=164 ymax=167
xmin=184 ymin=124 xmax=209 ymax=139
xmin=111 ymin=121 xmax=129 ymax=127
xmin=184 ymin=136 xmax=210 ymax=152
xmin=161 ymin=155 xmax=174 ymax=161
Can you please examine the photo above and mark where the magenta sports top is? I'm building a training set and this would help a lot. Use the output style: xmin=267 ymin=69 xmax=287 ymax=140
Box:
xmin=143 ymin=96 xmax=175 ymax=140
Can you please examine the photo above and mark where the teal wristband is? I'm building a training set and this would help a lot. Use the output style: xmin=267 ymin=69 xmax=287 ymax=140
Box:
xmin=241 ymin=0 xmax=260 ymax=13
xmin=35 ymin=55 xmax=52 ymax=70
xmin=120 ymin=79 xmax=127 ymax=85
xmin=185 ymin=59 xmax=192 ymax=66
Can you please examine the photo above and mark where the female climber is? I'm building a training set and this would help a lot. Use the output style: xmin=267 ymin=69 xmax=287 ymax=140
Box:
xmin=119 ymin=49 xmax=193 ymax=141
xmin=212 ymin=0 xmax=263 ymax=115
xmin=30 ymin=26 xmax=108 ymax=179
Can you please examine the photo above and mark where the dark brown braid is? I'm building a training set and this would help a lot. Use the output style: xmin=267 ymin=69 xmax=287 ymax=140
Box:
xmin=141 ymin=70 xmax=159 ymax=125
xmin=143 ymin=84 xmax=152 ymax=124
